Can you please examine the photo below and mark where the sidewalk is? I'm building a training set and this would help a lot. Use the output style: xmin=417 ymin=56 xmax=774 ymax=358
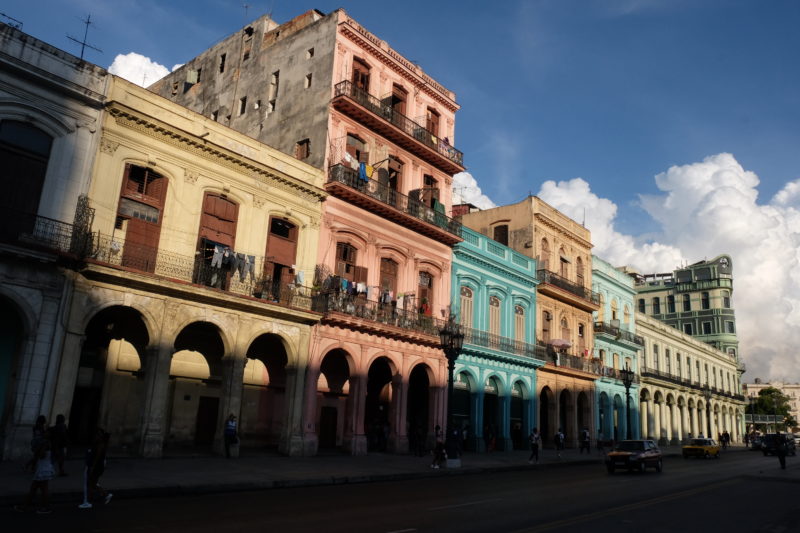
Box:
xmin=0 ymin=444 xmax=770 ymax=506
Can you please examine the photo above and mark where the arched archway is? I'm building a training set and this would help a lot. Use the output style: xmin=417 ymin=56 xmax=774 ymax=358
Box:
xmin=242 ymin=333 xmax=289 ymax=448
xmin=70 ymin=305 xmax=149 ymax=447
xmin=539 ymin=386 xmax=555 ymax=447
xmin=577 ymin=391 xmax=591 ymax=437
xmin=613 ymin=394 xmax=624 ymax=441
xmin=483 ymin=376 xmax=501 ymax=451
xmin=454 ymin=371 xmax=475 ymax=450
xmin=510 ymin=381 xmax=525 ymax=450
xmin=316 ymin=349 xmax=352 ymax=450
xmin=407 ymin=364 xmax=432 ymax=456
xmin=559 ymin=389 xmax=573 ymax=446
xmin=0 ymin=296 xmax=26 ymax=457
xmin=169 ymin=322 xmax=225 ymax=448
xmin=364 ymin=356 xmax=394 ymax=452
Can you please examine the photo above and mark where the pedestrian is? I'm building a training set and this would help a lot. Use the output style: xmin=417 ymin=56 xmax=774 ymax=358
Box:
xmin=224 ymin=413 xmax=238 ymax=458
xmin=554 ymin=428 xmax=565 ymax=458
xmin=528 ymin=427 xmax=541 ymax=464
xmin=25 ymin=415 xmax=48 ymax=472
xmin=51 ymin=414 xmax=68 ymax=476
xmin=430 ymin=425 xmax=445 ymax=469
xmin=579 ymin=427 xmax=590 ymax=454
xmin=79 ymin=428 xmax=112 ymax=509
xmin=776 ymin=432 xmax=788 ymax=470
xmin=15 ymin=428 xmax=55 ymax=514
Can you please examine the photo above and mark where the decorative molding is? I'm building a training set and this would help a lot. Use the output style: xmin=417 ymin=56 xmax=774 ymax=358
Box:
xmin=100 ymin=137 xmax=119 ymax=154
xmin=184 ymin=170 xmax=199 ymax=184
xmin=253 ymin=197 xmax=265 ymax=209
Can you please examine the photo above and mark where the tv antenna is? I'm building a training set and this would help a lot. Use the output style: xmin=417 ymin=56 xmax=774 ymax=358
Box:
xmin=67 ymin=14 xmax=102 ymax=60
xmin=243 ymin=3 xmax=251 ymax=20
xmin=0 ymin=12 xmax=23 ymax=29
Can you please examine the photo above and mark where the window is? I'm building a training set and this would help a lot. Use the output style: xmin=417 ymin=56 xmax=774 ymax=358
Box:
xmin=419 ymin=174 xmax=439 ymax=208
xmin=542 ymin=311 xmax=552 ymax=343
xmin=665 ymin=349 xmax=671 ymax=374
xmin=539 ymin=238 xmax=550 ymax=270
xmin=336 ymin=242 xmax=358 ymax=280
xmin=389 ymin=84 xmax=407 ymax=115
xmin=211 ymin=110 xmax=218 ymax=121
xmin=683 ymin=323 xmax=693 ymax=335
xmin=578 ymin=323 xmax=586 ymax=355
xmin=219 ymin=53 xmax=226 ymax=73
xmin=0 ymin=120 xmax=53 ymax=219
xmin=352 ymin=57 xmax=370 ymax=91
xmin=623 ymin=305 xmax=630 ymax=326
xmin=493 ymin=224 xmax=509 ymax=246
xmin=418 ymin=271 xmax=433 ymax=314
xmin=459 ymin=286 xmax=474 ymax=328
xmin=239 ymin=97 xmax=247 ymax=115
xmin=652 ymin=297 xmax=661 ymax=314
xmin=489 ymin=296 xmax=501 ymax=336
xmin=380 ymin=258 xmax=398 ymax=295
xmin=196 ymin=68 xmax=202 ymax=83
xmin=559 ymin=249 xmax=569 ymax=278
xmin=306 ymin=48 xmax=314 ymax=59
xmin=676 ymin=353 xmax=681 ymax=376
xmin=387 ymin=156 xmax=402 ymax=191
xmin=653 ymin=344 xmax=659 ymax=370
xmin=305 ymin=73 xmax=312 ymax=89
xmin=576 ymin=257 xmax=585 ymax=287
xmin=269 ymin=71 xmax=280 ymax=102
xmin=725 ymin=321 xmax=735 ymax=333
xmin=345 ymin=134 xmax=367 ymax=164
xmin=515 ymin=305 xmax=525 ymax=343
xmin=667 ymin=295 xmax=675 ymax=313
xmin=242 ymin=36 xmax=252 ymax=61
xmin=682 ymin=293 xmax=691 ymax=311
xmin=426 ymin=107 xmax=440 ymax=135
xmin=638 ymin=298 xmax=645 ymax=313
xmin=723 ymin=291 xmax=731 ymax=308
xmin=686 ymin=357 xmax=691 ymax=379
xmin=597 ymin=294 xmax=605 ymax=323
xmin=702 ymin=322 xmax=712 ymax=334
xmin=613 ymin=353 xmax=620 ymax=370
xmin=560 ymin=317 xmax=569 ymax=340
xmin=295 ymin=139 xmax=310 ymax=160
xmin=171 ymin=82 xmax=179 ymax=95
xmin=611 ymin=300 xmax=618 ymax=321
xmin=701 ymin=291 xmax=710 ymax=310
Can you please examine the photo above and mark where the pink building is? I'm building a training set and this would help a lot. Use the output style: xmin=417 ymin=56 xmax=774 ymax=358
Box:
xmin=151 ymin=9 xmax=465 ymax=455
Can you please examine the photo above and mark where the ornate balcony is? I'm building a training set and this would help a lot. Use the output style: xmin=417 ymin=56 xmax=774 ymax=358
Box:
xmin=86 ymin=234 xmax=318 ymax=316
xmin=593 ymin=321 xmax=645 ymax=346
xmin=0 ymin=210 xmax=93 ymax=261
xmin=460 ymin=326 xmax=546 ymax=364
xmin=331 ymin=80 xmax=465 ymax=174
xmin=326 ymin=164 xmax=462 ymax=245
xmin=536 ymin=269 xmax=600 ymax=312
xmin=313 ymin=292 xmax=445 ymax=345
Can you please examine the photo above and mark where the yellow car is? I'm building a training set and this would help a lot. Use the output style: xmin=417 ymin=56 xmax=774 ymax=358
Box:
xmin=682 ymin=438 xmax=721 ymax=459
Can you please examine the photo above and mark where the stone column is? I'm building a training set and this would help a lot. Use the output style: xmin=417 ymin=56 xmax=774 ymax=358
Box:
xmin=640 ymin=399 xmax=648 ymax=440
xmin=279 ymin=363 xmax=308 ymax=457
xmin=345 ymin=374 xmax=367 ymax=455
xmin=499 ymin=393 xmax=512 ymax=451
xmin=214 ymin=354 xmax=246 ymax=456
xmin=474 ymin=388 xmax=486 ymax=452
xmin=49 ymin=332 xmax=85 ymax=419
xmin=138 ymin=343 xmax=173 ymax=458
xmin=388 ymin=373 xmax=407 ymax=453
xmin=301 ymin=365 xmax=320 ymax=456
xmin=653 ymin=402 xmax=662 ymax=441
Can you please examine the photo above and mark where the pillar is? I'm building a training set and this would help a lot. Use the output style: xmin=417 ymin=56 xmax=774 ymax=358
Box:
xmin=214 ymin=354 xmax=246 ymax=456
xmin=344 ymin=374 xmax=367 ymax=455
xmin=49 ymin=332 xmax=85 ymax=420
xmin=138 ymin=343 xmax=173 ymax=458
xmin=388 ymin=373 xmax=407 ymax=453
xmin=499 ymin=393 xmax=512 ymax=451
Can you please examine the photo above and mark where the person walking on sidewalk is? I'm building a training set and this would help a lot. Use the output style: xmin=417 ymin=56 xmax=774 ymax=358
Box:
xmin=528 ymin=428 xmax=541 ymax=464
xmin=776 ymin=432 xmax=788 ymax=470
xmin=224 ymin=413 xmax=239 ymax=458
xmin=24 ymin=415 xmax=48 ymax=473
xmin=579 ymin=427 xmax=591 ymax=454
xmin=79 ymin=429 xmax=112 ymax=509
xmin=554 ymin=428 xmax=565 ymax=459
xmin=430 ymin=425 xmax=445 ymax=469
xmin=15 ymin=428 xmax=55 ymax=514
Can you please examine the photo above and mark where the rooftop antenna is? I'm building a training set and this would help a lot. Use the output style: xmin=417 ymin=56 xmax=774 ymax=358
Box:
xmin=582 ymin=207 xmax=586 ymax=227
xmin=67 ymin=14 xmax=102 ymax=60
xmin=243 ymin=3 xmax=251 ymax=21
xmin=0 ymin=12 xmax=23 ymax=29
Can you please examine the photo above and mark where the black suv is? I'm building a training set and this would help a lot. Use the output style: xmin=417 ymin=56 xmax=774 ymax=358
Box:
xmin=761 ymin=433 xmax=797 ymax=456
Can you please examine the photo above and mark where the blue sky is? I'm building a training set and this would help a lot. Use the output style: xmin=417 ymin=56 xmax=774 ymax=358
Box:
xmin=5 ymin=0 xmax=800 ymax=381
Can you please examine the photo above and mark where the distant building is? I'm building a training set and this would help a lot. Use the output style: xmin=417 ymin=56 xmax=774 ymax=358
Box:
xmin=630 ymin=255 xmax=739 ymax=358
xmin=743 ymin=379 xmax=800 ymax=433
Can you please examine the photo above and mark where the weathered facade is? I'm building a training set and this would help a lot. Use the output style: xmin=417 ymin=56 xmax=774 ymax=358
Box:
xmin=451 ymin=227 xmax=542 ymax=452
xmin=54 ymin=75 xmax=326 ymax=457
xmin=591 ymin=255 xmax=643 ymax=441
xmin=637 ymin=313 xmax=745 ymax=444
xmin=459 ymin=197 xmax=601 ymax=448
xmin=0 ymin=23 xmax=108 ymax=459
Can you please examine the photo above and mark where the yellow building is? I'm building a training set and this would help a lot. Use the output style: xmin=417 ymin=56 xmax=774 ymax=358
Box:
xmin=51 ymin=76 xmax=326 ymax=457
xmin=460 ymin=196 xmax=601 ymax=447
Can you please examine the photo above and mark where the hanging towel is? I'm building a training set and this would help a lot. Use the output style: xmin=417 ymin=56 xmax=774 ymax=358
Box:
xmin=365 ymin=164 xmax=374 ymax=178
xmin=358 ymin=162 xmax=369 ymax=182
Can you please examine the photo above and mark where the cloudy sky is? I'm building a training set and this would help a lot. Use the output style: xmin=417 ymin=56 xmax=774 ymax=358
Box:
xmin=5 ymin=0 xmax=799 ymax=382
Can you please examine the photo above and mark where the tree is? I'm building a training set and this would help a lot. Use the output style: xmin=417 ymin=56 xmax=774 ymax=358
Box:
xmin=754 ymin=387 xmax=797 ymax=430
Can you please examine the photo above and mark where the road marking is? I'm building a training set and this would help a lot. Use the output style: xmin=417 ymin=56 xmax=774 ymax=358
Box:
xmin=429 ymin=498 xmax=501 ymax=511
xmin=511 ymin=479 xmax=740 ymax=532
xmin=386 ymin=529 xmax=417 ymax=533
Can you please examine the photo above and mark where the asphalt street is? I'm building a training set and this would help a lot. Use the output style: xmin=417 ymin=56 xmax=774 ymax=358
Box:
xmin=2 ymin=450 xmax=796 ymax=533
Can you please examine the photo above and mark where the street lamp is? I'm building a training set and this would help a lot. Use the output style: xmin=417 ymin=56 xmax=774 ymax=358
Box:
xmin=439 ymin=315 xmax=464 ymax=463
xmin=620 ymin=362 xmax=634 ymax=440
xmin=703 ymin=386 xmax=712 ymax=438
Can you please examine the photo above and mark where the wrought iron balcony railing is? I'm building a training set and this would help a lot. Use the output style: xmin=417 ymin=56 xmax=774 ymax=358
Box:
xmin=640 ymin=369 xmax=742 ymax=400
xmin=327 ymin=164 xmax=462 ymax=240
xmin=88 ymin=234 xmax=316 ymax=311
xmin=460 ymin=326 xmax=546 ymax=363
xmin=333 ymin=80 xmax=464 ymax=168
xmin=536 ymin=269 xmax=601 ymax=305
xmin=593 ymin=321 xmax=645 ymax=346
xmin=0 ymin=211 xmax=93 ymax=258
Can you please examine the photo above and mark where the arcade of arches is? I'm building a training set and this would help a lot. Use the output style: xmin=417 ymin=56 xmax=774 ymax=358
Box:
xmin=537 ymin=374 xmax=595 ymax=448
xmin=639 ymin=387 xmax=743 ymax=443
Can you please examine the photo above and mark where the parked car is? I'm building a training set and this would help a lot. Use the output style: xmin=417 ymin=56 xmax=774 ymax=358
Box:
xmin=793 ymin=434 xmax=800 ymax=446
xmin=750 ymin=435 xmax=763 ymax=451
xmin=761 ymin=433 xmax=797 ymax=456
xmin=682 ymin=438 xmax=721 ymax=459
xmin=605 ymin=440 xmax=663 ymax=473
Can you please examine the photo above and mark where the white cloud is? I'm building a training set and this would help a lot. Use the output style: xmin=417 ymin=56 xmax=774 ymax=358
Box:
xmin=108 ymin=52 xmax=170 ymax=87
xmin=453 ymin=171 xmax=496 ymax=210
xmin=537 ymin=153 xmax=800 ymax=382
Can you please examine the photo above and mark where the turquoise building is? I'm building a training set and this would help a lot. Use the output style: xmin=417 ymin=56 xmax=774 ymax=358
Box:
xmin=591 ymin=256 xmax=643 ymax=441
xmin=450 ymin=227 xmax=543 ymax=451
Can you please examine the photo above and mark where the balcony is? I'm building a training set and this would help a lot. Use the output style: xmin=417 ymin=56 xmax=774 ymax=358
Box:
xmin=86 ymin=234 xmax=318 ymax=315
xmin=313 ymin=292 xmax=445 ymax=345
xmin=331 ymin=80 xmax=464 ymax=174
xmin=461 ymin=326 xmax=546 ymax=364
xmin=640 ymin=370 xmax=744 ymax=401
xmin=0 ymin=211 xmax=93 ymax=261
xmin=326 ymin=164 xmax=462 ymax=245
xmin=593 ymin=321 xmax=645 ymax=346
xmin=536 ymin=269 xmax=600 ymax=312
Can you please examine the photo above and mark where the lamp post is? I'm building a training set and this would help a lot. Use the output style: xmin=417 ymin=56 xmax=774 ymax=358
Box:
xmin=703 ymin=386 xmax=712 ymax=438
xmin=439 ymin=315 xmax=464 ymax=464
xmin=620 ymin=362 xmax=634 ymax=440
